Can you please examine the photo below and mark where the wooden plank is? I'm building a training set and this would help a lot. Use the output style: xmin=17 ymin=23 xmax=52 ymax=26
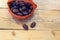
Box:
xmin=0 ymin=30 xmax=60 ymax=40
xmin=0 ymin=30 xmax=54 ymax=40
xmin=0 ymin=0 xmax=60 ymax=10
xmin=0 ymin=9 xmax=60 ymax=30
xmin=0 ymin=0 xmax=8 ymax=8
xmin=53 ymin=31 xmax=60 ymax=40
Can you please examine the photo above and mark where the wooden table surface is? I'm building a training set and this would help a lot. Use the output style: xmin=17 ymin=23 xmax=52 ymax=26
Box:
xmin=0 ymin=0 xmax=60 ymax=40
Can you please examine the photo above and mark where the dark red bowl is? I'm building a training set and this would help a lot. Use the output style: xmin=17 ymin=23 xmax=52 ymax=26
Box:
xmin=7 ymin=0 xmax=37 ymax=19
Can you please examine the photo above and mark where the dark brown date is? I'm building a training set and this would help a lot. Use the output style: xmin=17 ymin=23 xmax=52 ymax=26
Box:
xmin=30 ymin=22 xmax=36 ymax=28
xmin=23 ymin=24 xmax=28 ymax=30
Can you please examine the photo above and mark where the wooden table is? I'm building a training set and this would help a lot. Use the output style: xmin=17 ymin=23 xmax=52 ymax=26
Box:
xmin=0 ymin=0 xmax=60 ymax=40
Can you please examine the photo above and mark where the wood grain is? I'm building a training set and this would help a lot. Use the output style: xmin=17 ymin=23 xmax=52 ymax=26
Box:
xmin=0 ymin=0 xmax=60 ymax=10
xmin=0 ymin=30 xmax=54 ymax=40
xmin=0 ymin=30 xmax=60 ymax=40
xmin=0 ymin=9 xmax=60 ymax=30
xmin=0 ymin=0 xmax=60 ymax=40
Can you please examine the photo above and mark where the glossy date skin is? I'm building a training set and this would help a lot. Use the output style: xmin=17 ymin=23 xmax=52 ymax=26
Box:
xmin=9 ymin=1 xmax=33 ymax=16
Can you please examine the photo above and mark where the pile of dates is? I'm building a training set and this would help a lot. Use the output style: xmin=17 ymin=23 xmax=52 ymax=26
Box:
xmin=9 ymin=1 xmax=33 ymax=16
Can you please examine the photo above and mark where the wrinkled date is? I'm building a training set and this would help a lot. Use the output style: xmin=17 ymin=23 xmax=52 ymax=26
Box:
xmin=9 ymin=1 xmax=33 ymax=16
xmin=30 ymin=22 xmax=36 ymax=28
xmin=23 ymin=24 xmax=28 ymax=30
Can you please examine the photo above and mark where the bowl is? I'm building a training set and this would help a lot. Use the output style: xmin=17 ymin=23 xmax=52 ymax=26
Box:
xmin=7 ymin=0 xmax=37 ymax=19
